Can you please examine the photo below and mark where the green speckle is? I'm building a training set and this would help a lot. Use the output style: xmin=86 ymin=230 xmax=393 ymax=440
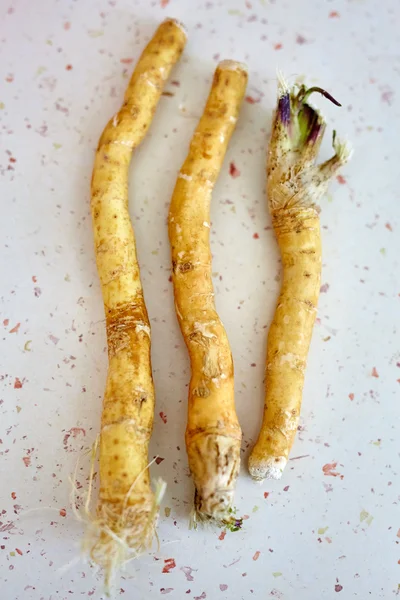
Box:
xmin=380 ymin=247 xmax=386 ymax=255
xmin=164 ymin=507 xmax=171 ymax=517
xmin=88 ymin=30 xmax=104 ymax=38
xmin=16 ymin=406 xmax=22 ymax=413
xmin=371 ymin=439 xmax=381 ymax=447
xmin=272 ymin=572 xmax=282 ymax=578
xmin=230 ymin=205 xmax=236 ymax=214
xmin=151 ymin=249 xmax=159 ymax=256
xmin=10 ymin=551 xmax=15 ymax=557
xmin=252 ymin=505 xmax=259 ymax=513
xmin=360 ymin=509 xmax=373 ymax=525
xmin=64 ymin=273 xmax=71 ymax=282
xmin=228 ymin=9 xmax=243 ymax=16
xmin=46 ymin=39 xmax=53 ymax=46
xmin=35 ymin=66 xmax=47 ymax=77
xmin=327 ymin=193 xmax=333 ymax=203
xmin=53 ymin=143 xmax=62 ymax=150
xmin=318 ymin=526 xmax=329 ymax=535
xmin=24 ymin=340 xmax=32 ymax=352
xmin=0 ymin=102 xmax=5 ymax=110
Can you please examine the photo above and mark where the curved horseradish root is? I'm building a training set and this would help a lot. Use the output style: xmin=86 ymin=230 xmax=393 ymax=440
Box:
xmin=248 ymin=76 xmax=352 ymax=482
xmin=88 ymin=19 xmax=186 ymax=589
xmin=169 ymin=61 xmax=248 ymax=526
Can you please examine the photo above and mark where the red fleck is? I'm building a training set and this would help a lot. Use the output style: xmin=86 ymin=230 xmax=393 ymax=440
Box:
xmin=264 ymin=492 xmax=269 ymax=499
xmin=348 ymin=393 xmax=354 ymax=401
xmin=160 ymin=0 xmax=170 ymax=6
xmin=320 ymin=283 xmax=330 ymax=293
xmin=253 ymin=233 xmax=259 ymax=239
xmin=22 ymin=456 xmax=31 ymax=467
xmin=283 ymin=485 xmax=289 ymax=492
xmin=171 ymin=80 xmax=180 ymax=87
xmin=162 ymin=558 xmax=176 ymax=573
xmin=14 ymin=377 xmax=23 ymax=389
xmin=15 ymin=548 xmax=23 ymax=556
xmin=371 ymin=367 xmax=379 ymax=378
xmin=70 ymin=427 xmax=85 ymax=437
xmin=155 ymin=456 xmax=164 ymax=465
xmin=335 ymin=584 xmax=343 ymax=592
xmin=9 ymin=322 xmax=21 ymax=334
xmin=252 ymin=551 xmax=260 ymax=561
xmin=385 ymin=222 xmax=393 ymax=232
xmin=245 ymin=96 xmax=260 ymax=104
xmin=6 ymin=74 xmax=14 ymax=83
xmin=159 ymin=411 xmax=168 ymax=424
xmin=64 ymin=22 xmax=71 ymax=30
xmin=329 ymin=11 xmax=340 ymax=18
xmin=219 ymin=584 xmax=228 ymax=591
xmin=59 ymin=508 xmax=67 ymax=517
xmin=11 ymin=492 xmax=16 ymax=500
xmin=66 ymin=64 xmax=72 ymax=70
xmin=3 ymin=319 xmax=9 ymax=326
xmin=274 ymin=43 xmax=283 ymax=50
xmin=322 ymin=462 xmax=343 ymax=478
xmin=168 ymin=275 xmax=172 ymax=283
xmin=120 ymin=58 xmax=134 ymax=64
xmin=336 ymin=174 xmax=346 ymax=185
xmin=296 ymin=34 xmax=307 ymax=44
xmin=218 ymin=531 xmax=226 ymax=541
xmin=229 ymin=162 xmax=240 ymax=178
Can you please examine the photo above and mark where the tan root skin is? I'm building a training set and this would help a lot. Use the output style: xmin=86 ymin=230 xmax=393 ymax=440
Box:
xmin=89 ymin=18 xmax=186 ymax=585
xmin=169 ymin=61 xmax=248 ymax=523
xmin=248 ymin=79 xmax=351 ymax=482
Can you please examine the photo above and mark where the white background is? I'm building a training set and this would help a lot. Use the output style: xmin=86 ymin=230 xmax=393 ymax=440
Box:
xmin=1 ymin=0 xmax=399 ymax=598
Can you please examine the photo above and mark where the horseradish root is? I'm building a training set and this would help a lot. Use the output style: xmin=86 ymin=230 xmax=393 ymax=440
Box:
xmin=88 ymin=18 xmax=186 ymax=589
xmin=248 ymin=76 xmax=352 ymax=481
xmin=169 ymin=60 xmax=248 ymax=525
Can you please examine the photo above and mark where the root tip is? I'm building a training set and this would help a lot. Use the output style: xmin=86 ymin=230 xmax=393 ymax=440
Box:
xmin=248 ymin=455 xmax=287 ymax=481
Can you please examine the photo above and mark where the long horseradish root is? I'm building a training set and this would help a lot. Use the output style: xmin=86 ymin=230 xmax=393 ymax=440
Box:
xmin=88 ymin=19 xmax=186 ymax=587
xmin=248 ymin=77 xmax=352 ymax=481
xmin=169 ymin=61 xmax=248 ymax=526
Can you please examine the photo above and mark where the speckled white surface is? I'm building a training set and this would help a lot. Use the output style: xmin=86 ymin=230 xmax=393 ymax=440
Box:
xmin=1 ymin=1 xmax=399 ymax=599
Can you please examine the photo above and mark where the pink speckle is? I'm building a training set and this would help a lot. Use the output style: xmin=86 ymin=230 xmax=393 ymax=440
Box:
xmin=229 ymin=162 xmax=240 ymax=178
xmin=9 ymin=322 xmax=21 ymax=334
xmin=160 ymin=0 xmax=170 ymax=6
xmin=34 ymin=287 xmax=42 ymax=297
xmin=371 ymin=367 xmax=379 ymax=378
xmin=385 ymin=223 xmax=393 ymax=232
xmin=49 ymin=334 xmax=59 ymax=345
xmin=180 ymin=566 xmax=196 ymax=581
xmin=120 ymin=58 xmax=133 ymax=64
xmin=15 ymin=548 xmax=23 ymax=556
xmin=162 ymin=558 xmax=176 ymax=573
xmin=252 ymin=551 xmax=260 ymax=561
xmin=336 ymin=175 xmax=346 ymax=185
xmin=274 ymin=43 xmax=283 ymax=50
xmin=3 ymin=319 xmax=9 ymax=326
xmin=6 ymin=74 xmax=14 ymax=83
xmin=14 ymin=377 xmax=23 ymax=389
xmin=320 ymin=283 xmax=330 ymax=293
xmin=348 ymin=393 xmax=354 ymax=401
xmin=283 ymin=485 xmax=290 ymax=492
xmin=219 ymin=584 xmax=228 ymax=591
xmin=329 ymin=10 xmax=340 ymax=18
xmin=396 ymin=529 xmax=400 ymax=538
xmin=22 ymin=456 xmax=31 ymax=467
xmin=159 ymin=411 xmax=168 ymax=424
xmin=218 ymin=531 xmax=226 ymax=541
xmin=253 ymin=233 xmax=259 ymax=239
xmin=160 ymin=589 xmax=174 ymax=595
xmin=64 ymin=22 xmax=71 ymax=30
xmin=11 ymin=492 xmax=17 ymax=500
xmin=59 ymin=508 xmax=67 ymax=517
xmin=381 ymin=89 xmax=394 ymax=106
xmin=296 ymin=34 xmax=307 ymax=44
xmin=335 ymin=584 xmax=343 ymax=592
xmin=194 ymin=593 xmax=206 ymax=600
xmin=322 ymin=462 xmax=343 ymax=479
